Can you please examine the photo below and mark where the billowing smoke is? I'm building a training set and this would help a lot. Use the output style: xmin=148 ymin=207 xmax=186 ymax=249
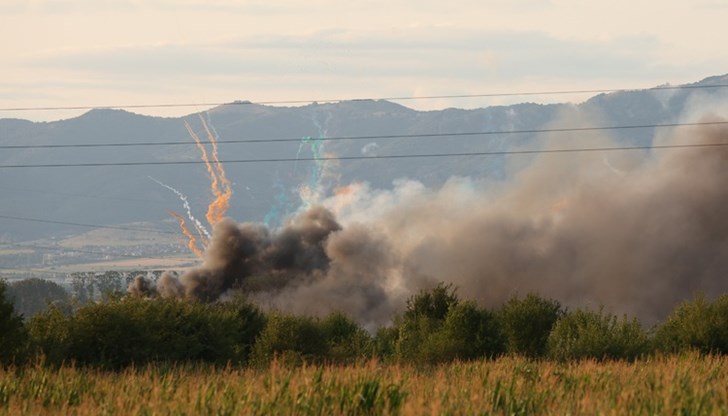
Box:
xmin=133 ymin=116 xmax=728 ymax=328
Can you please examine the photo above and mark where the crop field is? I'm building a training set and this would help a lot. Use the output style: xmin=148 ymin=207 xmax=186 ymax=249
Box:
xmin=0 ymin=354 xmax=726 ymax=415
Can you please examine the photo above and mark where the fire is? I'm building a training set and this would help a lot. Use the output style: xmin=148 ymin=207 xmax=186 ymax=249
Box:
xmin=168 ymin=210 xmax=204 ymax=258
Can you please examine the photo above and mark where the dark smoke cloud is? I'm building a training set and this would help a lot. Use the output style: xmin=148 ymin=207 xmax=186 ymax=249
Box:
xmin=132 ymin=117 xmax=728 ymax=328
xmin=133 ymin=206 xmax=341 ymax=297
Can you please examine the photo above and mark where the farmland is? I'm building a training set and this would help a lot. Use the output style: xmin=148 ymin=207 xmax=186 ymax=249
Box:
xmin=0 ymin=354 xmax=726 ymax=415
xmin=2 ymin=280 xmax=728 ymax=414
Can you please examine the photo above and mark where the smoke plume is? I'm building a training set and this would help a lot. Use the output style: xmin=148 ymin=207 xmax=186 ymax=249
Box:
xmin=133 ymin=116 xmax=728 ymax=328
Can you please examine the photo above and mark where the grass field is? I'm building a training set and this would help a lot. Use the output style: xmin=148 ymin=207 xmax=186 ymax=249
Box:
xmin=1 ymin=353 xmax=725 ymax=415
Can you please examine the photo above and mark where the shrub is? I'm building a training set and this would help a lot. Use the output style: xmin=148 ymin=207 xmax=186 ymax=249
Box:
xmin=224 ymin=297 xmax=267 ymax=363
xmin=498 ymin=294 xmax=564 ymax=357
xmin=320 ymin=312 xmax=373 ymax=364
xmin=250 ymin=313 xmax=328 ymax=366
xmin=27 ymin=296 xmax=265 ymax=369
xmin=7 ymin=278 xmax=70 ymax=320
xmin=391 ymin=285 xmax=505 ymax=363
xmin=547 ymin=308 xmax=649 ymax=361
xmin=26 ymin=304 xmax=70 ymax=365
xmin=373 ymin=325 xmax=399 ymax=362
xmin=393 ymin=283 xmax=461 ymax=362
xmin=0 ymin=280 xmax=27 ymax=364
xmin=426 ymin=301 xmax=505 ymax=362
xmin=403 ymin=282 xmax=459 ymax=322
xmin=654 ymin=294 xmax=728 ymax=354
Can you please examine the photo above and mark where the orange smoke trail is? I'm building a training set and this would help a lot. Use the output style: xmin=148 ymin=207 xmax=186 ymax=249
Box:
xmin=168 ymin=210 xmax=204 ymax=258
xmin=198 ymin=114 xmax=232 ymax=226
xmin=184 ymin=119 xmax=226 ymax=227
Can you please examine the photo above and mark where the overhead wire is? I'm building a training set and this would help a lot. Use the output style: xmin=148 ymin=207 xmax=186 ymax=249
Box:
xmin=1 ymin=83 xmax=726 ymax=252
xmin=0 ymin=142 xmax=726 ymax=169
xmin=1 ymin=83 xmax=727 ymax=112
xmin=2 ymin=120 xmax=727 ymax=150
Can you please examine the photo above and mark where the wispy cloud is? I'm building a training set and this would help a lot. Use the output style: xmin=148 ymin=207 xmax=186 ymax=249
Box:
xmin=29 ymin=28 xmax=664 ymax=82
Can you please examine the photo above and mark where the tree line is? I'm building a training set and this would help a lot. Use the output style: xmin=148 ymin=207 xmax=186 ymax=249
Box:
xmin=1 ymin=279 xmax=727 ymax=369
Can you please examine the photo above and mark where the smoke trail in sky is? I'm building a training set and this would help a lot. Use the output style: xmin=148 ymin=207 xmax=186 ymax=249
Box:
xmin=200 ymin=114 xmax=233 ymax=225
xmin=263 ymin=109 xmax=337 ymax=227
xmin=263 ymin=175 xmax=291 ymax=228
xmin=204 ymin=111 xmax=221 ymax=143
xmin=184 ymin=115 xmax=233 ymax=227
xmin=298 ymin=110 xmax=334 ymax=208
xmin=155 ymin=113 xmax=233 ymax=255
xmin=149 ymin=176 xmax=211 ymax=241
xmin=167 ymin=211 xmax=204 ymax=258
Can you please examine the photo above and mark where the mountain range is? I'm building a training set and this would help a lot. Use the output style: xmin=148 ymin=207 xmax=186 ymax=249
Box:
xmin=1 ymin=74 xmax=727 ymax=243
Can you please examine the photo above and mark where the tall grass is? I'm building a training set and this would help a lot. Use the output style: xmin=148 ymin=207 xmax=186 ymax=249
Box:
xmin=0 ymin=353 xmax=725 ymax=415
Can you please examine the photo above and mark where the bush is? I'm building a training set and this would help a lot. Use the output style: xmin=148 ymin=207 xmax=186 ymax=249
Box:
xmin=28 ymin=296 xmax=265 ymax=369
xmin=403 ymin=282 xmax=459 ymax=322
xmin=498 ymin=294 xmax=564 ymax=357
xmin=390 ymin=285 xmax=504 ymax=363
xmin=426 ymin=301 xmax=505 ymax=362
xmin=373 ymin=325 xmax=399 ymax=362
xmin=225 ymin=296 xmax=268 ymax=363
xmin=654 ymin=294 xmax=728 ymax=354
xmin=7 ymin=278 xmax=70 ymax=320
xmin=0 ymin=280 xmax=27 ymax=364
xmin=250 ymin=313 xmax=328 ymax=366
xmin=393 ymin=283 xmax=461 ymax=362
xmin=320 ymin=312 xmax=373 ymax=364
xmin=547 ymin=308 xmax=649 ymax=361
xmin=26 ymin=304 xmax=69 ymax=365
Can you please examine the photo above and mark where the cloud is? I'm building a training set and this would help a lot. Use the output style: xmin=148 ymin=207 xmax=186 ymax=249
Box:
xmin=28 ymin=28 xmax=665 ymax=84
xmin=0 ymin=0 xmax=336 ymax=15
xmin=694 ymin=1 xmax=728 ymax=9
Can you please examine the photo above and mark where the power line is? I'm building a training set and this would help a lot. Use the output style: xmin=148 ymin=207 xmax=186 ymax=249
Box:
xmin=2 ymin=120 xmax=727 ymax=150
xmin=2 ymin=83 xmax=727 ymax=113
xmin=0 ymin=214 xmax=179 ymax=235
xmin=1 ymin=142 xmax=726 ymax=169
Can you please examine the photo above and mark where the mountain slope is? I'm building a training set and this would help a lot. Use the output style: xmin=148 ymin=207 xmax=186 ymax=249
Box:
xmin=0 ymin=74 xmax=726 ymax=241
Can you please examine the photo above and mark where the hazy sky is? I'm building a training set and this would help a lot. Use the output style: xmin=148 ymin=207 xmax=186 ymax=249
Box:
xmin=2 ymin=0 xmax=727 ymax=121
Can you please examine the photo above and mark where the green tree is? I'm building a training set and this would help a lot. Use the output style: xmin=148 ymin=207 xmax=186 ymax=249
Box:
xmin=250 ymin=313 xmax=328 ymax=366
xmin=28 ymin=296 xmax=265 ymax=369
xmin=320 ymin=311 xmax=373 ymax=364
xmin=394 ymin=283 xmax=461 ymax=362
xmin=547 ymin=308 xmax=649 ymax=361
xmin=7 ymin=278 xmax=70 ymax=319
xmin=427 ymin=301 xmax=505 ymax=362
xmin=26 ymin=304 xmax=70 ymax=365
xmin=373 ymin=325 xmax=399 ymax=362
xmin=403 ymin=282 xmax=459 ymax=322
xmin=654 ymin=294 xmax=728 ymax=354
xmin=498 ymin=294 xmax=564 ymax=357
xmin=0 ymin=280 xmax=27 ymax=364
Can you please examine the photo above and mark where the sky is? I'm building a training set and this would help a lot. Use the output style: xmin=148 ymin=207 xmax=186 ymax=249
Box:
xmin=1 ymin=0 xmax=727 ymax=121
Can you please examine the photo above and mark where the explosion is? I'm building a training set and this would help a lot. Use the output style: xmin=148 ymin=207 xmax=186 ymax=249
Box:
xmin=134 ymin=115 xmax=728 ymax=329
